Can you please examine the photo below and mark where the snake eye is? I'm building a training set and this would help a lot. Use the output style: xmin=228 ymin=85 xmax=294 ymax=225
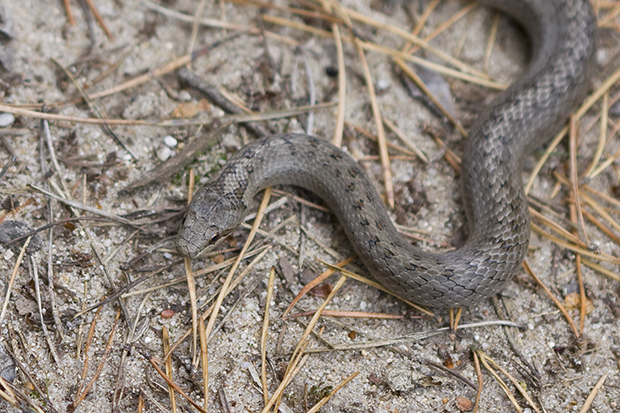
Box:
xmin=208 ymin=233 xmax=220 ymax=245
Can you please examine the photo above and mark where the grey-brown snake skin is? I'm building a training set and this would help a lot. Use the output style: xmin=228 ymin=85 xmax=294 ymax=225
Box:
xmin=176 ymin=0 xmax=597 ymax=308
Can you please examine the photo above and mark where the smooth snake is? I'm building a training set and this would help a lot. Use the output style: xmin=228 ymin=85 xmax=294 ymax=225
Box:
xmin=176 ymin=0 xmax=597 ymax=309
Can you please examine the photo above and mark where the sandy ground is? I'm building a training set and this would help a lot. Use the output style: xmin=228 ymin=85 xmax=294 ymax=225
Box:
xmin=0 ymin=0 xmax=619 ymax=412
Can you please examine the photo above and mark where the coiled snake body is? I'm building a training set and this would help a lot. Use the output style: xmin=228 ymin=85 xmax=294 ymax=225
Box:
xmin=176 ymin=0 xmax=597 ymax=308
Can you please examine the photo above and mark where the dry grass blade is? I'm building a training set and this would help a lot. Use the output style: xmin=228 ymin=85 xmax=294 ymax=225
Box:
xmin=317 ymin=0 xmax=347 ymax=146
xmin=186 ymin=257 xmax=198 ymax=364
xmin=198 ymin=188 xmax=272 ymax=405
xmin=568 ymin=116 xmax=589 ymax=243
xmin=529 ymin=208 xmax=587 ymax=248
xmin=581 ymin=258 xmax=620 ymax=282
xmin=352 ymin=38 xmax=394 ymax=207
xmin=484 ymin=13 xmax=500 ymax=72
xmin=0 ymin=376 xmax=17 ymax=406
xmin=555 ymin=172 xmax=620 ymax=236
xmin=261 ymin=267 xmax=276 ymax=406
xmin=525 ymin=65 xmax=620 ymax=194
xmin=412 ymin=2 xmax=477 ymax=54
xmin=0 ymin=236 xmax=31 ymax=323
xmin=475 ymin=350 xmax=524 ymax=412
xmin=261 ymin=275 xmax=348 ymax=413
xmin=83 ymin=0 xmax=114 ymax=39
xmin=62 ymin=0 xmax=76 ymax=26
xmin=472 ymin=350 xmax=483 ymax=413
xmin=73 ymin=310 xmax=121 ymax=410
xmin=185 ymin=168 xmax=199 ymax=365
xmin=383 ymin=118 xmax=428 ymax=162
xmin=144 ymin=354 xmax=208 ymax=413
xmin=578 ymin=373 xmax=608 ymax=413
xmin=477 ymin=350 xmax=542 ymax=413
xmin=585 ymin=92 xmax=609 ymax=176
xmin=583 ymin=183 xmax=620 ymax=210
xmin=343 ymin=6 xmax=489 ymax=79
xmin=522 ymin=260 xmax=579 ymax=337
xmin=187 ymin=0 xmax=208 ymax=59
xmin=304 ymin=320 xmax=521 ymax=353
xmin=29 ymin=184 xmax=135 ymax=226
xmin=287 ymin=309 xmax=404 ymax=319
xmin=162 ymin=326 xmax=177 ymax=413
xmin=199 ymin=320 xmax=208 ymax=412
xmin=530 ymin=223 xmax=620 ymax=265
xmin=306 ymin=372 xmax=359 ymax=413
xmin=364 ymin=41 xmax=506 ymax=89
xmin=283 ymin=256 xmax=356 ymax=318
xmin=395 ymin=58 xmax=468 ymax=136
xmin=166 ymin=246 xmax=273 ymax=360
xmin=319 ymin=259 xmax=434 ymax=316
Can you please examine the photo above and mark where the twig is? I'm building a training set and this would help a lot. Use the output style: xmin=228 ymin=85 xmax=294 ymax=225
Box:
xmin=261 ymin=267 xmax=276 ymax=406
xmin=522 ymin=260 xmax=579 ymax=337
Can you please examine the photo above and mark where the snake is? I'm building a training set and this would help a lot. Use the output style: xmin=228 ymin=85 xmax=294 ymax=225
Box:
xmin=176 ymin=0 xmax=597 ymax=309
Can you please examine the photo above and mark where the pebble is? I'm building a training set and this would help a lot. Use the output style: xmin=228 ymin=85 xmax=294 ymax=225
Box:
xmin=456 ymin=396 xmax=474 ymax=412
xmin=163 ymin=135 xmax=178 ymax=147
xmin=158 ymin=146 xmax=172 ymax=162
xmin=0 ymin=113 xmax=14 ymax=127
xmin=3 ymin=249 xmax=14 ymax=260
xmin=161 ymin=309 xmax=174 ymax=319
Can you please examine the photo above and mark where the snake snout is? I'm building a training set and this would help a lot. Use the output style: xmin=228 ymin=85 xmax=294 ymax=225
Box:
xmin=175 ymin=235 xmax=200 ymax=259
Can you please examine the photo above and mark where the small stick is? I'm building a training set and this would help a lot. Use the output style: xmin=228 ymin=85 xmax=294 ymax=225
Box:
xmin=525 ymin=65 xmax=620 ymax=194
xmin=306 ymin=372 xmax=359 ymax=413
xmin=585 ymin=92 xmax=609 ymax=176
xmin=472 ymin=350 xmax=483 ymax=413
xmin=63 ymin=0 xmax=76 ymax=25
xmin=187 ymin=0 xmax=209 ymax=60
xmin=261 ymin=268 xmax=276 ymax=406
xmin=283 ymin=256 xmax=356 ymax=317
xmin=199 ymin=318 xmax=208 ymax=412
xmin=143 ymin=353 xmax=208 ymax=413
xmin=353 ymin=40 xmax=394 ymax=207
xmin=73 ymin=310 xmax=121 ymax=410
xmin=578 ymin=373 xmax=608 ymax=413
xmin=484 ymin=13 xmax=500 ymax=72
xmin=83 ymin=0 xmax=114 ymax=39
xmin=261 ymin=275 xmax=348 ymax=413
xmin=522 ymin=260 xmax=579 ymax=337
xmin=200 ymin=188 xmax=273 ymax=406
xmin=162 ymin=327 xmax=177 ymax=413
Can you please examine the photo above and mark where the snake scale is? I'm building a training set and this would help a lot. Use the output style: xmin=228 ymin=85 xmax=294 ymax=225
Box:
xmin=176 ymin=0 xmax=597 ymax=308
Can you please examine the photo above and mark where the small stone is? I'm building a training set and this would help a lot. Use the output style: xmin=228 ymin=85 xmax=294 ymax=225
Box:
xmin=456 ymin=396 xmax=474 ymax=412
xmin=178 ymin=90 xmax=191 ymax=101
xmin=161 ymin=309 xmax=174 ymax=319
xmin=163 ymin=135 xmax=178 ymax=147
xmin=3 ymin=249 xmax=13 ymax=260
xmin=376 ymin=78 xmax=390 ymax=92
xmin=0 ymin=113 xmax=14 ymax=127
xmin=157 ymin=146 xmax=172 ymax=162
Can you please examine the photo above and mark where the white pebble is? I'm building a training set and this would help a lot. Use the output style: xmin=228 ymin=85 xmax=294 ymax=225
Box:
xmin=359 ymin=301 xmax=367 ymax=310
xmin=3 ymin=249 xmax=14 ymax=261
xmin=163 ymin=135 xmax=178 ymax=147
xmin=178 ymin=90 xmax=191 ymax=102
xmin=0 ymin=113 xmax=15 ymax=127
xmin=376 ymin=78 xmax=390 ymax=92
xmin=158 ymin=146 xmax=172 ymax=162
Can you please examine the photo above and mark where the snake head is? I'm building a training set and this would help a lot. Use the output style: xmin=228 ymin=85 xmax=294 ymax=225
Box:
xmin=176 ymin=184 xmax=247 ymax=259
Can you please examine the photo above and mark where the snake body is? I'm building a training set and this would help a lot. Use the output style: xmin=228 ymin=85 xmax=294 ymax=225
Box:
xmin=176 ymin=0 xmax=596 ymax=308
